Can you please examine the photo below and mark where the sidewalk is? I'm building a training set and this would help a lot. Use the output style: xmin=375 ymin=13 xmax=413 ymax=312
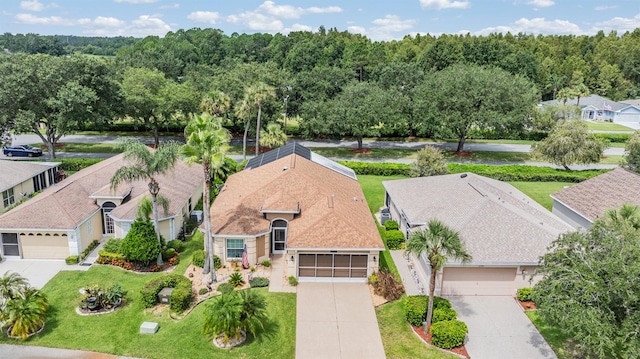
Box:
xmin=389 ymin=250 xmax=428 ymax=296
xmin=268 ymin=254 xmax=296 ymax=293
xmin=0 ymin=344 xmax=141 ymax=359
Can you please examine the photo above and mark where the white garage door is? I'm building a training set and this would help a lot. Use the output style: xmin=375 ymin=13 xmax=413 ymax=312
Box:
xmin=21 ymin=234 xmax=69 ymax=259
xmin=298 ymin=253 xmax=368 ymax=282
xmin=442 ymin=267 xmax=516 ymax=296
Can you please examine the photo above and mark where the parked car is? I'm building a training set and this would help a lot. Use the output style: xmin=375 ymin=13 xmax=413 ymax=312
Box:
xmin=3 ymin=145 xmax=43 ymax=157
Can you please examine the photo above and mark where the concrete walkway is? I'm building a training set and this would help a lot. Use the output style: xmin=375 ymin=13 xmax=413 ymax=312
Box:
xmin=296 ymin=283 xmax=385 ymax=359
xmin=0 ymin=259 xmax=89 ymax=289
xmin=449 ymin=296 xmax=556 ymax=359
xmin=389 ymin=250 xmax=427 ymax=296
xmin=0 ymin=344 xmax=140 ymax=358
xmin=268 ymin=254 xmax=295 ymax=293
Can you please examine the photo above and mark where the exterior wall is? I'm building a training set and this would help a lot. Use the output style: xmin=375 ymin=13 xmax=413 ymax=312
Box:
xmin=513 ymin=265 xmax=541 ymax=289
xmin=386 ymin=193 xmax=407 ymax=233
xmin=19 ymin=231 xmax=69 ymax=259
xmin=95 ymin=198 xmax=124 ymax=207
xmin=256 ymin=233 xmax=270 ymax=263
xmin=76 ymin=211 xmax=104 ymax=253
xmin=0 ymin=179 xmax=36 ymax=212
xmin=265 ymin=213 xmax=294 ymax=221
xmin=552 ymin=199 xmax=590 ymax=230
xmin=214 ymin=236 xmax=260 ymax=266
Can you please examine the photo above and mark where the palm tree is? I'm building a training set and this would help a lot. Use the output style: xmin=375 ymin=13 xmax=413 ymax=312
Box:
xmin=234 ymin=100 xmax=252 ymax=161
xmin=0 ymin=271 xmax=28 ymax=313
xmin=605 ymin=203 xmax=640 ymax=230
xmin=238 ymin=289 xmax=268 ymax=337
xmin=111 ymin=139 xmax=181 ymax=265
xmin=203 ymin=291 xmax=244 ymax=344
xmin=405 ymin=219 xmax=471 ymax=333
xmin=239 ymin=82 xmax=276 ymax=157
xmin=259 ymin=123 xmax=287 ymax=149
xmin=2 ymin=287 xmax=48 ymax=340
xmin=181 ymin=113 xmax=231 ymax=282
xmin=200 ymin=90 xmax=231 ymax=117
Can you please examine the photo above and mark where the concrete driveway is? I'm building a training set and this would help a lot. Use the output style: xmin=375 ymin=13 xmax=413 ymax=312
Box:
xmin=296 ymin=283 xmax=385 ymax=359
xmin=449 ymin=296 xmax=557 ymax=359
xmin=0 ymin=259 xmax=88 ymax=289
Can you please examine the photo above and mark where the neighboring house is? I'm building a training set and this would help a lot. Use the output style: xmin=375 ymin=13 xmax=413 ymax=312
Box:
xmin=383 ymin=173 xmax=574 ymax=296
xmin=540 ymin=94 xmax=640 ymax=129
xmin=551 ymin=168 xmax=640 ymax=230
xmin=209 ymin=143 xmax=384 ymax=283
xmin=0 ymin=161 xmax=60 ymax=213
xmin=0 ymin=154 xmax=203 ymax=259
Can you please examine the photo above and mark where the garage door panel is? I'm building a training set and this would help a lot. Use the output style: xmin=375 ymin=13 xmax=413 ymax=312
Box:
xmin=21 ymin=235 xmax=68 ymax=259
xmin=442 ymin=267 xmax=516 ymax=296
xmin=298 ymin=253 xmax=368 ymax=282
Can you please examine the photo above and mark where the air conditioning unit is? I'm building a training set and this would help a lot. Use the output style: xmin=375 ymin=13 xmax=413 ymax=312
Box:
xmin=190 ymin=210 xmax=203 ymax=224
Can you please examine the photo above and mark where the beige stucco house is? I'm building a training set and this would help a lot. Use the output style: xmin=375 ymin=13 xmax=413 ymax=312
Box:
xmin=209 ymin=143 xmax=384 ymax=282
xmin=0 ymin=160 xmax=60 ymax=213
xmin=0 ymin=153 xmax=203 ymax=259
xmin=551 ymin=168 xmax=640 ymax=229
xmin=383 ymin=173 xmax=574 ymax=296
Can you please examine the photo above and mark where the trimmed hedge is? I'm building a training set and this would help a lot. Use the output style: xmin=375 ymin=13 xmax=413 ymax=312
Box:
xmin=404 ymin=295 xmax=453 ymax=327
xmin=517 ymin=287 xmax=533 ymax=302
xmin=166 ymin=239 xmax=185 ymax=252
xmin=339 ymin=161 xmax=609 ymax=183
xmin=59 ymin=158 xmax=104 ymax=172
xmin=80 ymin=240 xmax=100 ymax=260
xmin=249 ymin=277 xmax=270 ymax=288
xmin=384 ymin=220 xmax=399 ymax=231
xmin=432 ymin=307 xmax=457 ymax=323
xmin=192 ymin=250 xmax=205 ymax=267
xmin=140 ymin=274 xmax=192 ymax=312
xmin=593 ymin=132 xmax=631 ymax=143
xmin=97 ymin=250 xmax=126 ymax=261
xmin=385 ymin=230 xmax=405 ymax=250
xmin=431 ymin=320 xmax=468 ymax=349
xmin=65 ymin=255 xmax=79 ymax=265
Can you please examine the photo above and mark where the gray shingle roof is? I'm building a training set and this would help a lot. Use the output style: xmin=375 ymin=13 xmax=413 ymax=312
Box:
xmin=540 ymin=94 xmax=628 ymax=111
xmin=0 ymin=161 xmax=60 ymax=192
xmin=383 ymin=174 xmax=574 ymax=265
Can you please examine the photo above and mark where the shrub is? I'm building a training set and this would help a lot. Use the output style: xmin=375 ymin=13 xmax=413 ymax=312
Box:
xmin=65 ymin=255 xmax=79 ymax=265
xmin=228 ymin=272 xmax=245 ymax=288
xmin=140 ymin=274 xmax=192 ymax=312
xmin=593 ymin=132 xmax=631 ymax=143
xmin=517 ymin=287 xmax=533 ymax=302
xmin=213 ymin=255 xmax=221 ymax=270
xmin=169 ymin=256 xmax=179 ymax=266
xmin=166 ymin=239 xmax=185 ymax=252
xmin=373 ymin=269 xmax=405 ymax=301
xmin=199 ymin=287 xmax=209 ymax=295
xmin=368 ymin=273 xmax=378 ymax=285
xmin=97 ymin=250 xmax=126 ymax=262
xmin=120 ymin=219 xmax=160 ymax=265
xmin=432 ymin=307 xmax=457 ymax=323
xmin=102 ymin=238 xmax=122 ymax=254
xmin=80 ymin=240 xmax=100 ymax=260
xmin=59 ymin=158 xmax=103 ymax=172
xmin=162 ymin=248 xmax=176 ymax=261
xmin=410 ymin=145 xmax=449 ymax=177
xmin=261 ymin=260 xmax=271 ymax=267
xmin=287 ymin=276 xmax=298 ymax=286
xmin=385 ymin=230 xmax=405 ymax=250
xmin=384 ymin=220 xmax=399 ymax=231
xmin=249 ymin=277 xmax=270 ymax=288
xmin=338 ymin=161 xmax=411 ymax=176
xmin=192 ymin=250 xmax=205 ymax=267
xmin=217 ymin=282 xmax=234 ymax=294
xmin=404 ymin=295 xmax=452 ymax=326
xmin=430 ymin=320 xmax=468 ymax=349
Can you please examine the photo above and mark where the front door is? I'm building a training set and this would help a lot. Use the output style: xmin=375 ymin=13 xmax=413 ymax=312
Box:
xmin=1 ymin=233 xmax=20 ymax=257
xmin=271 ymin=220 xmax=287 ymax=254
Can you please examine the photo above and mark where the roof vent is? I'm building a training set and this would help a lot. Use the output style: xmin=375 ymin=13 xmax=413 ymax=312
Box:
xmin=283 ymin=166 xmax=288 ymax=171
xmin=460 ymin=173 xmax=467 ymax=178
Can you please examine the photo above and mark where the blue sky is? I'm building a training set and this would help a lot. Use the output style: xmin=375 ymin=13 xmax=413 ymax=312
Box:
xmin=2 ymin=0 xmax=640 ymax=40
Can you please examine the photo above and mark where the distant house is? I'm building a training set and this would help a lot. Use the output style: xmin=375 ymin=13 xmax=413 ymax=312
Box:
xmin=0 ymin=161 xmax=60 ymax=213
xmin=540 ymin=94 xmax=640 ymax=129
xmin=383 ymin=173 xmax=574 ymax=296
xmin=551 ymin=168 xmax=640 ymax=229
xmin=209 ymin=143 xmax=384 ymax=282
xmin=0 ymin=154 xmax=203 ymax=259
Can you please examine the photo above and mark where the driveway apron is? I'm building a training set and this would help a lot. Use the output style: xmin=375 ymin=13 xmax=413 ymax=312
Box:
xmin=296 ymin=283 xmax=385 ymax=359
xmin=449 ymin=296 xmax=557 ymax=359
xmin=0 ymin=259 xmax=88 ymax=288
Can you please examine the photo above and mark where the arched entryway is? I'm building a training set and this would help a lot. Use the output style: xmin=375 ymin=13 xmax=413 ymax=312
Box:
xmin=101 ymin=202 xmax=116 ymax=235
xmin=271 ymin=219 xmax=288 ymax=254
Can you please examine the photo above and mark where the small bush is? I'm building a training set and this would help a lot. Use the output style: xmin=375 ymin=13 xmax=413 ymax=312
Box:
xmin=261 ymin=259 xmax=271 ymax=267
xmin=373 ymin=269 xmax=404 ymax=301
xmin=403 ymin=295 xmax=452 ymax=327
xmin=192 ymin=250 xmax=205 ymax=267
xmin=517 ymin=287 xmax=533 ymax=302
xmin=97 ymin=250 xmax=126 ymax=261
xmin=431 ymin=320 xmax=468 ymax=349
xmin=287 ymin=276 xmax=298 ymax=286
xmin=385 ymin=230 xmax=405 ymax=250
xmin=140 ymin=274 xmax=192 ymax=312
xmin=432 ymin=307 xmax=457 ymax=323
xmin=80 ymin=240 xmax=100 ymax=260
xmin=384 ymin=220 xmax=399 ymax=231
xmin=410 ymin=145 xmax=449 ymax=177
xmin=162 ymin=248 xmax=177 ymax=261
xmin=228 ymin=272 xmax=245 ymax=288
xmin=65 ymin=255 xmax=79 ymax=265
xmin=198 ymin=287 xmax=209 ymax=295
xmin=249 ymin=277 xmax=270 ymax=288
xmin=217 ymin=282 xmax=234 ymax=294
xmin=213 ymin=255 xmax=221 ymax=270
xmin=166 ymin=239 xmax=185 ymax=252
xmin=59 ymin=158 xmax=103 ymax=172
xmin=368 ymin=273 xmax=378 ymax=285
xmin=102 ymin=238 xmax=122 ymax=254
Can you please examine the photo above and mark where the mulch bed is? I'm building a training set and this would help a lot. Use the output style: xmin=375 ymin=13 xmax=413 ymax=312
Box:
xmin=351 ymin=148 xmax=372 ymax=154
xmin=450 ymin=151 xmax=473 ymax=157
xmin=515 ymin=298 xmax=537 ymax=310
xmin=411 ymin=325 xmax=470 ymax=358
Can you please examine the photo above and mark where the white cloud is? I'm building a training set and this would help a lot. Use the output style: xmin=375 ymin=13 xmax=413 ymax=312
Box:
xmin=160 ymin=3 xmax=179 ymax=9
xmin=20 ymin=0 xmax=44 ymax=11
xmin=419 ymin=0 xmax=470 ymax=10
xmin=187 ymin=11 xmax=220 ymax=24
xmin=594 ymin=14 xmax=640 ymax=33
xmin=347 ymin=25 xmax=367 ymax=36
xmin=256 ymin=1 xmax=341 ymax=19
xmin=227 ymin=12 xmax=284 ymax=32
xmin=527 ymin=0 xmax=554 ymax=8
xmin=15 ymin=13 xmax=171 ymax=37
xmin=114 ymin=0 xmax=159 ymax=3
xmin=476 ymin=17 xmax=584 ymax=35
xmin=347 ymin=15 xmax=417 ymax=41
xmin=93 ymin=16 xmax=125 ymax=28
xmin=594 ymin=5 xmax=618 ymax=11
xmin=285 ymin=23 xmax=313 ymax=33
xmin=15 ymin=13 xmax=90 ymax=26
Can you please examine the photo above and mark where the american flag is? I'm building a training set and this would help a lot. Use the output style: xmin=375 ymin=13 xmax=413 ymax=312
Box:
xmin=241 ymin=243 xmax=249 ymax=269
xmin=604 ymin=102 xmax=612 ymax=111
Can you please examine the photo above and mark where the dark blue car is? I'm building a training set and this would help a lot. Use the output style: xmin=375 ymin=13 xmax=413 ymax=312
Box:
xmin=3 ymin=145 xmax=43 ymax=157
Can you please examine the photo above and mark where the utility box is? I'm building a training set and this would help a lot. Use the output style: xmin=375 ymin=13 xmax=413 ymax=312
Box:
xmin=158 ymin=287 xmax=174 ymax=304
xmin=140 ymin=322 xmax=158 ymax=334
xmin=190 ymin=210 xmax=203 ymax=224
xmin=380 ymin=208 xmax=391 ymax=225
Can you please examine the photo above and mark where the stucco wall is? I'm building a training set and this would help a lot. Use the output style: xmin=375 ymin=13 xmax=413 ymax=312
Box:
xmin=76 ymin=211 xmax=104 ymax=253
xmin=0 ymin=179 xmax=36 ymax=212
xmin=214 ymin=236 xmax=259 ymax=266
xmin=552 ymin=199 xmax=590 ymax=230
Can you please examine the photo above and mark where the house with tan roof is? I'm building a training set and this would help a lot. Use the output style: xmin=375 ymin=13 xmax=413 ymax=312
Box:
xmin=551 ymin=168 xmax=639 ymax=229
xmin=383 ymin=173 xmax=574 ymax=296
xmin=0 ymin=160 xmax=60 ymax=213
xmin=209 ymin=143 xmax=384 ymax=282
xmin=0 ymin=154 xmax=203 ymax=259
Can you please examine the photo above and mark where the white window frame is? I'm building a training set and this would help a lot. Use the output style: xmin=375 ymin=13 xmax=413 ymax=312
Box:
xmin=226 ymin=239 xmax=244 ymax=259
xmin=2 ymin=188 xmax=14 ymax=207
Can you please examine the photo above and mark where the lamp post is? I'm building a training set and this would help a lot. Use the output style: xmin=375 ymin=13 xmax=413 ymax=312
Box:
xmin=283 ymin=85 xmax=291 ymax=133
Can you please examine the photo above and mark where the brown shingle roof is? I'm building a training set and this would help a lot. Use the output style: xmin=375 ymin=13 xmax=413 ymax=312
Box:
xmin=383 ymin=174 xmax=574 ymax=264
xmin=210 ymin=154 xmax=383 ymax=250
xmin=0 ymin=153 xmax=203 ymax=230
xmin=551 ymin=168 xmax=640 ymax=222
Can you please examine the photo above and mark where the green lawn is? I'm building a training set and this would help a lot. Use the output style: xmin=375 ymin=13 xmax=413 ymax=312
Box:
xmin=376 ymin=299 xmax=456 ymax=359
xmin=1 ymin=234 xmax=296 ymax=359
xmin=584 ymin=121 xmax=633 ymax=131
xmin=509 ymin=181 xmax=574 ymax=210
xmin=30 ymin=142 xmax=122 ymax=153
xmin=526 ymin=311 xmax=573 ymax=359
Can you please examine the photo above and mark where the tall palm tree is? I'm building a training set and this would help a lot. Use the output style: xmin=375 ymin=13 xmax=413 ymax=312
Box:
xmin=181 ymin=113 xmax=231 ymax=283
xmin=234 ymin=100 xmax=252 ymax=161
xmin=405 ymin=219 xmax=471 ymax=333
xmin=200 ymin=90 xmax=231 ymax=118
xmin=111 ymin=139 xmax=181 ymax=265
xmin=238 ymin=82 xmax=276 ymax=157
